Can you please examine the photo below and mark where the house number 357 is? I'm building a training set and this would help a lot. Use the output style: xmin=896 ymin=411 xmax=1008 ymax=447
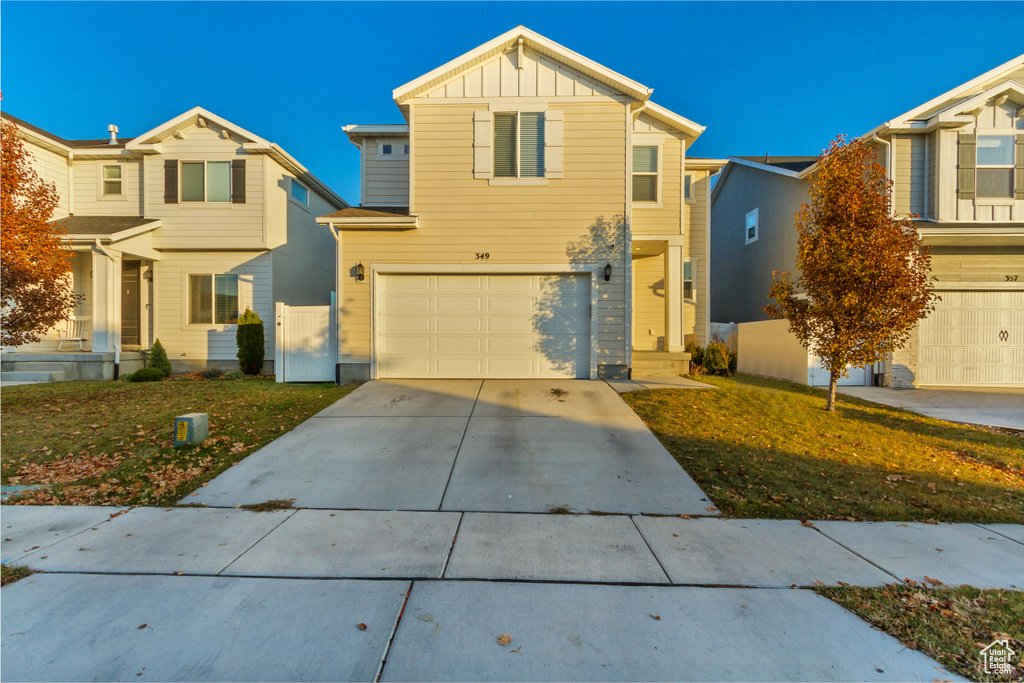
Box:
xmin=476 ymin=253 xmax=490 ymax=260
xmin=1006 ymin=275 xmax=1019 ymax=281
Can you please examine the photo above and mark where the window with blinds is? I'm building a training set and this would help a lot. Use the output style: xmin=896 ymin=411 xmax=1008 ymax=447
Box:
xmin=494 ymin=112 xmax=545 ymax=178
xmin=188 ymin=274 xmax=239 ymax=324
xmin=633 ymin=146 xmax=658 ymax=202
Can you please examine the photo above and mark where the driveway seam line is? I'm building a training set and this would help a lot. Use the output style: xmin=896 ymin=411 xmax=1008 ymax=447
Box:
xmin=807 ymin=526 xmax=904 ymax=584
xmin=7 ymin=508 xmax=134 ymax=564
xmin=439 ymin=512 xmax=465 ymax=579
xmin=437 ymin=380 xmax=483 ymax=511
xmin=375 ymin=580 xmax=414 ymax=683
xmin=972 ymin=523 xmax=1024 ymax=546
xmin=629 ymin=515 xmax=673 ymax=584
xmin=214 ymin=509 xmax=299 ymax=576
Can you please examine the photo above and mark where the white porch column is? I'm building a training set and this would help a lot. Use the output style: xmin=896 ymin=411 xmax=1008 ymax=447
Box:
xmin=90 ymin=246 xmax=122 ymax=353
xmin=664 ymin=245 xmax=685 ymax=352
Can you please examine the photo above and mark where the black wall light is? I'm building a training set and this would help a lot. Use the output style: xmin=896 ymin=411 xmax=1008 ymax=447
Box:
xmin=356 ymin=263 xmax=365 ymax=282
xmin=604 ymin=263 xmax=612 ymax=282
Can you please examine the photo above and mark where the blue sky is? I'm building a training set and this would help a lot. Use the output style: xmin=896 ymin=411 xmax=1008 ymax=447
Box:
xmin=3 ymin=2 xmax=1022 ymax=204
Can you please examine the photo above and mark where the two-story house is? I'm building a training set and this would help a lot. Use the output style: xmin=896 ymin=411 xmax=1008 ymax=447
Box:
xmin=317 ymin=27 xmax=724 ymax=381
xmin=710 ymin=54 xmax=1024 ymax=389
xmin=2 ymin=108 xmax=347 ymax=380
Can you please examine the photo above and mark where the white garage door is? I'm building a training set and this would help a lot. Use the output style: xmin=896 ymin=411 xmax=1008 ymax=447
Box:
xmin=377 ymin=273 xmax=591 ymax=379
xmin=918 ymin=290 xmax=1024 ymax=386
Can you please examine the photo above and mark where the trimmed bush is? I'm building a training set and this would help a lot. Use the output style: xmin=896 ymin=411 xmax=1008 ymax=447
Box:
xmin=202 ymin=367 xmax=223 ymax=379
xmin=224 ymin=370 xmax=245 ymax=380
xmin=236 ymin=308 xmax=264 ymax=375
xmin=702 ymin=339 xmax=731 ymax=376
xmin=125 ymin=367 xmax=165 ymax=383
xmin=148 ymin=339 xmax=173 ymax=377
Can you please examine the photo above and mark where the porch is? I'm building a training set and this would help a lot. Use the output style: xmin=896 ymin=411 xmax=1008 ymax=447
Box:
xmin=630 ymin=238 xmax=695 ymax=378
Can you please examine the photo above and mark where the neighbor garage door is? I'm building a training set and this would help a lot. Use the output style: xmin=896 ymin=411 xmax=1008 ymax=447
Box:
xmin=377 ymin=273 xmax=591 ymax=378
xmin=917 ymin=290 xmax=1024 ymax=386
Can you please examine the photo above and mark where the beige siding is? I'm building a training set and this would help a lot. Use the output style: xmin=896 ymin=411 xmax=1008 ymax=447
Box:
xmin=930 ymin=250 xmax=1024 ymax=284
xmin=687 ymin=170 xmax=710 ymax=343
xmin=339 ymin=97 xmax=628 ymax=369
xmin=425 ymin=47 xmax=618 ymax=99
xmin=363 ymin=137 xmax=410 ymax=206
xmin=631 ymin=122 xmax=682 ymax=235
xmin=927 ymin=131 xmax=937 ymax=220
xmin=153 ymin=251 xmax=272 ymax=365
xmin=146 ymin=124 xmax=265 ymax=250
xmin=23 ymin=140 xmax=70 ymax=218
xmin=893 ymin=134 xmax=925 ymax=216
xmin=633 ymin=255 xmax=665 ymax=350
xmin=72 ymin=158 xmax=144 ymax=217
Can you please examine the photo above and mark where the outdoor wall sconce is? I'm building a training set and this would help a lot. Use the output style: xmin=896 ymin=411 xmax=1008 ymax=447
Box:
xmin=604 ymin=263 xmax=612 ymax=282
xmin=356 ymin=263 xmax=365 ymax=282
xmin=143 ymin=269 xmax=153 ymax=281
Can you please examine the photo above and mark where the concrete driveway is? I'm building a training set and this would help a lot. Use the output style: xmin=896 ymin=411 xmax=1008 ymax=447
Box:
xmin=838 ymin=385 xmax=1024 ymax=430
xmin=187 ymin=379 xmax=715 ymax=515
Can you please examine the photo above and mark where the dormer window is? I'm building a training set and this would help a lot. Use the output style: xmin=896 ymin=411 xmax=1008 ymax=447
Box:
xmin=976 ymin=135 xmax=1014 ymax=198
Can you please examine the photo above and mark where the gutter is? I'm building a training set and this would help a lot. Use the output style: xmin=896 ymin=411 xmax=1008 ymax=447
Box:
xmin=871 ymin=125 xmax=894 ymax=216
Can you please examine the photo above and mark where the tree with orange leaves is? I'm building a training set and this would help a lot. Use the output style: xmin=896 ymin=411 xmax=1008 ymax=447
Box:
xmin=1 ymin=119 xmax=78 ymax=347
xmin=766 ymin=135 xmax=936 ymax=412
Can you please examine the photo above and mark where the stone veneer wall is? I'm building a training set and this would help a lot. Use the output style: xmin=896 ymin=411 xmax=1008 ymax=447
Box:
xmin=885 ymin=323 xmax=920 ymax=389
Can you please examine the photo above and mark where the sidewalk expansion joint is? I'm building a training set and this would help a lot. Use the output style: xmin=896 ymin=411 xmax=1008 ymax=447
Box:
xmin=436 ymin=381 xmax=484 ymax=510
xmin=807 ymin=526 xmax=904 ymax=584
xmin=439 ymin=512 xmax=465 ymax=578
xmin=375 ymin=581 xmax=414 ymax=683
xmin=972 ymin=522 xmax=1024 ymax=546
xmin=629 ymin=515 xmax=672 ymax=584
xmin=214 ymin=508 xmax=298 ymax=575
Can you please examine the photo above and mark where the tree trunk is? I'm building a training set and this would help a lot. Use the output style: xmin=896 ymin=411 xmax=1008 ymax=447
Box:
xmin=825 ymin=371 xmax=838 ymax=412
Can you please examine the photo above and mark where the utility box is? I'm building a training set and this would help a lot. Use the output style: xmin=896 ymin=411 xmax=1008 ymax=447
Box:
xmin=174 ymin=413 xmax=209 ymax=447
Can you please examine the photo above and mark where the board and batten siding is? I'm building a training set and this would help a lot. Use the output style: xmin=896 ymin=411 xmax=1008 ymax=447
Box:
xmin=72 ymin=159 xmax=144 ymax=217
xmin=146 ymin=124 xmax=265 ymax=250
xmin=363 ymin=137 xmax=410 ymax=206
xmin=153 ymin=251 xmax=272 ymax=368
xmin=339 ymin=96 xmax=629 ymax=371
xmin=24 ymin=140 xmax=71 ymax=218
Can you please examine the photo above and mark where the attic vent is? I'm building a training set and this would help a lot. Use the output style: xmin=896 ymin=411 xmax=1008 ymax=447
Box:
xmin=108 ymin=124 xmax=118 ymax=146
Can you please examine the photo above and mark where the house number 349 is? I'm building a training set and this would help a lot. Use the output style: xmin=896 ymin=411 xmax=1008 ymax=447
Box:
xmin=475 ymin=253 xmax=490 ymax=260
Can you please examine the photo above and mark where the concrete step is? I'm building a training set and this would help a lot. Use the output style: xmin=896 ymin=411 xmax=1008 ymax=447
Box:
xmin=633 ymin=351 xmax=691 ymax=362
xmin=2 ymin=361 xmax=66 ymax=372
xmin=631 ymin=367 xmax=687 ymax=379
xmin=1 ymin=371 xmax=65 ymax=382
xmin=632 ymin=360 xmax=686 ymax=369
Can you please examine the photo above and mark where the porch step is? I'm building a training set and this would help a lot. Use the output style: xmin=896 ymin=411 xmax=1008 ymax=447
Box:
xmin=1 ymin=371 xmax=65 ymax=382
xmin=3 ymin=361 xmax=66 ymax=372
xmin=631 ymin=351 xmax=691 ymax=379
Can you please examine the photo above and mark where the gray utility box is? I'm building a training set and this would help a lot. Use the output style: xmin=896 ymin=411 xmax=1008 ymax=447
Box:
xmin=174 ymin=413 xmax=209 ymax=447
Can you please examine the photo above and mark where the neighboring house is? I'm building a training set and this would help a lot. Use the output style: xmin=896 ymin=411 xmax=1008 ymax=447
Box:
xmin=1 ymin=108 xmax=347 ymax=380
xmin=317 ymin=26 xmax=724 ymax=381
xmin=711 ymin=54 xmax=1024 ymax=389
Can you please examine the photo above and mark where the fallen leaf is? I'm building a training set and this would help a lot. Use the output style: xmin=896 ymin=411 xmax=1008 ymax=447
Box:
xmin=510 ymin=646 xmax=522 ymax=654
xmin=497 ymin=634 xmax=512 ymax=646
xmin=358 ymin=623 xmax=368 ymax=631
xmin=923 ymin=575 xmax=944 ymax=586
xmin=174 ymin=571 xmax=184 ymax=576
xmin=137 ymin=624 xmax=147 ymax=630
xmin=679 ymin=514 xmax=691 ymax=519
xmin=650 ymin=614 xmax=660 ymax=620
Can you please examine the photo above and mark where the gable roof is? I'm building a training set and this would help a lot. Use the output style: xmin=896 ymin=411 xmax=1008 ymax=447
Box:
xmin=2 ymin=111 xmax=136 ymax=153
xmin=710 ymin=155 xmax=817 ymax=205
xmin=393 ymin=26 xmax=653 ymax=106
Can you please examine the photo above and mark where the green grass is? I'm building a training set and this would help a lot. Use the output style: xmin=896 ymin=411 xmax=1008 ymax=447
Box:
xmin=622 ymin=375 xmax=1023 ymax=523
xmin=1 ymin=378 xmax=354 ymax=507
xmin=1 ymin=565 xmax=36 ymax=587
xmin=818 ymin=585 xmax=1024 ymax=682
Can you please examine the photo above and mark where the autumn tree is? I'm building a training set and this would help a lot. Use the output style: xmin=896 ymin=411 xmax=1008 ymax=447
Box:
xmin=766 ymin=135 xmax=936 ymax=412
xmin=1 ymin=119 xmax=78 ymax=347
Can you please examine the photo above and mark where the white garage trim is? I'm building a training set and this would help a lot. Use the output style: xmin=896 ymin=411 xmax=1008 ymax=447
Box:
xmin=370 ymin=263 xmax=600 ymax=379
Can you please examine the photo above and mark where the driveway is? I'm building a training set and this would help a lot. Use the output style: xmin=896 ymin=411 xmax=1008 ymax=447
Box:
xmin=838 ymin=385 xmax=1024 ymax=430
xmin=186 ymin=379 xmax=716 ymax=515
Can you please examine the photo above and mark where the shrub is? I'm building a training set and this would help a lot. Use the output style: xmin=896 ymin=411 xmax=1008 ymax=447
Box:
xmin=685 ymin=338 xmax=704 ymax=367
xmin=124 ymin=367 xmax=165 ymax=383
xmin=148 ymin=339 xmax=172 ymax=377
xmin=702 ymin=339 xmax=732 ymax=376
xmin=224 ymin=370 xmax=245 ymax=380
xmin=236 ymin=308 xmax=265 ymax=375
xmin=202 ymin=367 xmax=223 ymax=379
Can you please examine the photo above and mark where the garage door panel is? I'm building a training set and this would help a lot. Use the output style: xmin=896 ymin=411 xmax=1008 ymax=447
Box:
xmin=919 ymin=289 xmax=1022 ymax=387
xmin=378 ymin=273 xmax=591 ymax=379
xmin=383 ymin=296 xmax=433 ymax=313
xmin=385 ymin=276 xmax=432 ymax=292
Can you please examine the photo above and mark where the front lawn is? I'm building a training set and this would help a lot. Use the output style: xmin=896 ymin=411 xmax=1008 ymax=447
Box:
xmin=818 ymin=585 xmax=1023 ymax=682
xmin=622 ymin=375 xmax=1023 ymax=523
xmin=1 ymin=378 xmax=354 ymax=507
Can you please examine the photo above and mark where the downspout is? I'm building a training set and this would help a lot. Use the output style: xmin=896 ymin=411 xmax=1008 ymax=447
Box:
xmin=872 ymin=128 xmax=893 ymax=217
xmin=327 ymin=222 xmax=341 ymax=385
xmin=94 ymin=239 xmax=121 ymax=379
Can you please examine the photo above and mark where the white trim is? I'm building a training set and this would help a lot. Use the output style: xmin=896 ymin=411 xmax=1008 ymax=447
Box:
xmin=640 ymin=101 xmax=705 ymax=138
xmin=180 ymin=272 xmax=244 ymax=330
xmin=931 ymin=281 xmax=1024 ymax=291
xmin=745 ymin=208 xmax=759 ymax=245
xmin=631 ymin=135 xmax=663 ymax=208
xmin=97 ymin=161 xmax=126 ymax=200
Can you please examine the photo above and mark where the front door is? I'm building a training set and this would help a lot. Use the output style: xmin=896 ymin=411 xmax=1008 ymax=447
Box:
xmin=121 ymin=260 xmax=141 ymax=346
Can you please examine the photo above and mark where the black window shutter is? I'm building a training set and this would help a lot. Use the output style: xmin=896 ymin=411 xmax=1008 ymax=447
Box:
xmin=164 ymin=160 xmax=178 ymax=203
xmin=231 ymin=159 xmax=246 ymax=203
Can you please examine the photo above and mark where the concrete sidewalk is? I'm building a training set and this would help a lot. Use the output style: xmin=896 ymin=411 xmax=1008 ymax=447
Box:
xmin=838 ymin=385 xmax=1024 ymax=430
xmin=6 ymin=505 xmax=1019 ymax=681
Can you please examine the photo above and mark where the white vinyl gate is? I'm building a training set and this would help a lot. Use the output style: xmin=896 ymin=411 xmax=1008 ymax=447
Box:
xmin=275 ymin=297 xmax=336 ymax=383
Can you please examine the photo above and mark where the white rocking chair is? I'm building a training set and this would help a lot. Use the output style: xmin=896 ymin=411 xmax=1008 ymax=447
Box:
xmin=57 ymin=318 xmax=91 ymax=351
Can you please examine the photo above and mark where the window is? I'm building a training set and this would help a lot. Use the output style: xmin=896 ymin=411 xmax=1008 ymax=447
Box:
xmin=290 ymin=179 xmax=308 ymax=206
xmin=102 ymin=165 xmax=122 ymax=195
xmin=188 ymin=274 xmax=239 ymax=324
xmin=745 ymin=208 xmax=759 ymax=244
xmin=976 ymin=135 xmax=1014 ymax=198
xmin=181 ymin=161 xmax=231 ymax=202
xmin=632 ymin=146 xmax=658 ymax=202
xmin=684 ymin=174 xmax=693 ymax=201
xmin=381 ymin=144 xmax=393 ymax=156
xmin=494 ymin=111 xmax=545 ymax=178
xmin=404 ymin=144 xmax=410 ymax=155
xmin=683 ymin=261 xmax=695 ymax=301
